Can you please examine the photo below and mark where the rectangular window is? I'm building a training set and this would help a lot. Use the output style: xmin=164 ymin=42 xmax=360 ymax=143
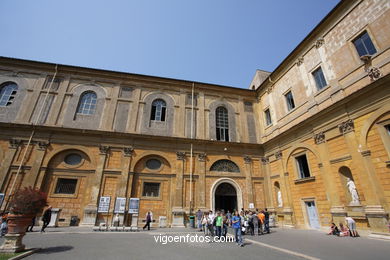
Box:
xmin=244 ymin=101 xmax=253 ymax=112
xmin=353 ymin=31 xmax=377 ymax=57
xmin=264 ymin=109 xmax=272 ymax=126
xmin=295 ymin=154 xmax=311 ymax=179
xmin=186 ymin=94 xmax=198 ymax=106
xmin=54 ymin=178 xmax=77 ymax=194
xmin=142 ymin=182 xmax=160 ymax=197
xmin=43 ymin=77 xmax=61 ymax=91
xmin=119 ymin=87 xmax=132 ymax=98
xmin=312 ymin=67 xmax=327 ymax=91
xmin=284 ymin=91 xmax=295 ymax=111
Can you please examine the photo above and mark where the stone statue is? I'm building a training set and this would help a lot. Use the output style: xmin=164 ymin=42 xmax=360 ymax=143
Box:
xmin=277 ymin=190 xmax=283 ymax=207
xmin=346 ymin=178 xmax=360 ymax=205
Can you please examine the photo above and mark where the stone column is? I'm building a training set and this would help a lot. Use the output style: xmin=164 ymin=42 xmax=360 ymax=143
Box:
xmin=261 ymin=156 xmax=275 ymax=212
xmin=172 ymin=151 xmax=185 ymax=227
xmin=0 ymin=139 xmax=21 ymax=193
xmin=23 ymin=141 xmax=49 ymax=188
xmin=196 ymin=153 xmax=207 ymax=210
xmin=339 ymin=119 xmax=388 ymax=232
xmin=81 ymin=145 xmax=109 ymax=226
xmin=275 ymin=151 xmax=294 ymax=226
xmin=243 ymin=156 xmax=254 ymax=209
xmin=314 ymin=132 xmax=346 ymax=224
xmin=115 ymin=147 xmax=133 ymax=226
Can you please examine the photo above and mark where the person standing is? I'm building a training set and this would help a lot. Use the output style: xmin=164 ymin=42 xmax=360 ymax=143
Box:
xmin=41 ymin=206 xmax=52 ymax=233
xmin=345 ymin=216 xmax=358 ymax=237
xmin=258 ymin=211 xmax=265 ymax=235
xmin=232 ymin=211 xmax=244 ymax=247
xmin=196 ymin=209 xmax=203 ymax=231
xmin=215 ymin=211 xmax=223 ymax=238
xmin=252 ymin=211 xmax=259 ymax=236
xmin=226 ymin=210 xmax=232 ymax=227
xmin=264 ymin=208 xmax=270 ymax=234
xmin=143 ymin=211 xmax=153 ymax=231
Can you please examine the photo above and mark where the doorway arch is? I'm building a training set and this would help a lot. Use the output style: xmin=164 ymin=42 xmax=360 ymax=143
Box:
xmin=210 ymin=178 xmax=243 ymax=212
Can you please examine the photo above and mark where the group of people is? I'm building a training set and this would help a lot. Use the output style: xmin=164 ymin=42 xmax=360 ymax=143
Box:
xmin=0 ymin=205 xmax=52 ymax=236
xmin=196 ymin=208 xmax=272 ymax=246
xmin=327 ymin=216 xmax=359 ymax=237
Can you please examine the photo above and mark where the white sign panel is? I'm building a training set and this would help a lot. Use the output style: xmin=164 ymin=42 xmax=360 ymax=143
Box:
xmin=98 ymin=196 xmax=111 ymax=213
xmin=128 ymin=198 xmax=140 ymax=214
xmin=114 ymin=197 xmax=126 ymax=213
xmin=249 ymin=203 xmax=254 ymax=209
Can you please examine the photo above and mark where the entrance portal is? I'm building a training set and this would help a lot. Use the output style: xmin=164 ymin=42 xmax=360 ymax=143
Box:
xmin=214 ymin=183 xmax=237 ymax=213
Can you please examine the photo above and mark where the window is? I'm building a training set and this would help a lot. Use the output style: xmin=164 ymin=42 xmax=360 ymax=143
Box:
xmin=142 ymin=182 xmax=160 ymax=197
xmin=55 ymin=178 xmax=78 ymax=194
xmin=285 ymin=91 xmax=295 ymax=111
xmin=264 ymin=109 xmax=272 ymax=126
xmin=64 ymin=154 xmax=82 ymax=165
xmin=216 ymin=106 xmax=229 ymax=141
xmin=146 ymin=159 xmax=162 ymax=170
xmin=353 ymin=31 xmax=377 ymax=57
xmin=295 ymin=154 xmax=311 ymax=178
xmin=186 ymin=93 xmax=198 ymax=106
xmin=119 ymin=87 xmax=132 ymax=98
xmin=244 ymin=101 xmax=253 ymax=112
xmin=385 ymin=124 xmax=390 ymax=136
xmin=151 ymin=99 xmax=166 ymax=121
xmin=43 ymin=77 xmax=61 ymax=91
xmin=210 ymin=159 xmax=240 ymax=173
xmin=0 ymin=82 xmax=18 ymax=107
xmin=77 ymin=91 xmax=97 ymax=115
xmin=312 ymin=67 xmax=327 ymax=90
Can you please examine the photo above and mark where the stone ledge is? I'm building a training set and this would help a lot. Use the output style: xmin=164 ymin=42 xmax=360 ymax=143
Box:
xmin=368 ymin=233 xmax=390 ymax=241
xmin=294 ymin=176 xmax=316 ymax=184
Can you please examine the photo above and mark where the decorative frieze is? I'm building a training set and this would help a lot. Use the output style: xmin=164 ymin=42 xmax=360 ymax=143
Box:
xmin=9 ymin=139 xmax=22 ymax=149
xmin=275 ymin=151 xmax=282 ymax=160
xmin=176 ymin=152 xmax=186 ymax=161
xmin=99 ymin=145 xmax=110 ymax=155
xmin=261 ymin=156 xmax=269 ymax=165
xmin=197 ymin=153 xmax=207 ymax=162
xmin=314 ymin=132 xmax=325 ymax=144
xmin=338 ymin=119 xmax=354 ymax=134
xmin=37 ymin=141 xmax=50 ymax=151
xmin=123 ymin=147 xmax=134 ymax=157
xmin=315 ymin=38 xmax=325 ymax=48
xmin=243 ymin=155 xmax=252 ymax=164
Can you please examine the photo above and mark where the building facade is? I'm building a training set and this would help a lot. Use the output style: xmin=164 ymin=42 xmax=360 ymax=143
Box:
xmin=0 ymin=0 xmax=389 ymax=232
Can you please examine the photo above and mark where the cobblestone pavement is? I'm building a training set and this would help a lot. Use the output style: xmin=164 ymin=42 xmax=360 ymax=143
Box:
xmin=0 ymin=227 xmax=389 ymax=260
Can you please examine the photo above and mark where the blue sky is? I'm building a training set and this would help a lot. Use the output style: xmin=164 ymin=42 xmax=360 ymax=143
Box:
xmin=0 ymin=0 xmax=339 ymax=88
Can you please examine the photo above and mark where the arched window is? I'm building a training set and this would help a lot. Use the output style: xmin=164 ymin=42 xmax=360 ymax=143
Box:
xmin=76 ymin=91 xmax=97 ymax=115
xmin=216 ymin=106 xmax=229 ymax=141
xmin=0 ymin=82 xmax=18 ymax=107
xmin=210 ymin=159 xmax=240 ymax=173
xmin=151 ymin=99 xmax=166 ymax=121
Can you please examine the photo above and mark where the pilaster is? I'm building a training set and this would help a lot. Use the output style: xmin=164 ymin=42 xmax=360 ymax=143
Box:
xmin=0 ymin=139 xmax=21 ymax=192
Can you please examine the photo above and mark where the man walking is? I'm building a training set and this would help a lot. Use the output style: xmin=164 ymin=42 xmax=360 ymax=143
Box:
xmin=41 ymin=205 xmax=52 ymax=233
xmin=143 ymin=211 xmax=153 ymax=231
xmin=232 ymin=211 xmax=244 ymax=247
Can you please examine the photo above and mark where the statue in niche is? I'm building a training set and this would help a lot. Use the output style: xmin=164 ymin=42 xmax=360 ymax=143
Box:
xmin=346 ymin=178 xmax=360 ymax=205
xmin=277 ymin=190 xmax=283 ymax=208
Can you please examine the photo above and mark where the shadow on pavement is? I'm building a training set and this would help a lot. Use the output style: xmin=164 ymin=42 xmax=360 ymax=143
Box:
xmin=36 ymin=246 xmax=74 ymax=254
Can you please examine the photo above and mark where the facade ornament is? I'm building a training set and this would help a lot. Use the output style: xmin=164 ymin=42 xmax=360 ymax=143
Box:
xmin=37 ymin=141 xmax=50 ymax=151
xmin=176 ymin=151 xmax=186 ymax=161
xmin=361 ymin=150 xmax=371 ymax=157
xmin=314 ymin=132 xmax=325 ymax=144
xmin=367 ymin=66 xmax=381 ymax=81
xmin=266 ymin=85 xmax=273 ymax=94
xmin=197 ymin=153 xmax=207 ymax=162
xmin=9 ymin=139 xmax=22 ymax=149
xmin=99 ymin=145 xmax=110 ymax=155
xmin=318 ymin=163 xmax=323 ymax=168
xmin=296 ymin=57 xmax=304 ymax=66
xmin=277 ymin=190 xmax=283 ymax=208
xmin=260 ymin=156 xmax=269 ymax=165
xmin=338 ymin=119 xmax=354 ymax=134
xmin=315 ymin=38 xmax=325 ymax=48
xmin=275 ymin=151 xmax=282 ymax=160
xmin=243 ymin=155 xmax=252 ymax=164
xmin=123 ymin=147 xmax=134 ymax=157
xmin=346 ymin=178 xmax=360 ymax=205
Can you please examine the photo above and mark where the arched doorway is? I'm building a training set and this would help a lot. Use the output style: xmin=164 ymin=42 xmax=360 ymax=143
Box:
xmin=214 ymin=183 xmax=237 ymax=213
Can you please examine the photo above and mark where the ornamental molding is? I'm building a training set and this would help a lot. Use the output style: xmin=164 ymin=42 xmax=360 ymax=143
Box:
xmin=243 ymin=155 xmax=252 ymax=164
xmin=314 ymin=132 xmax=325 ymax=144
xmin=315 ymin=38 xmax=325 ymax=48
xmin=123 ymin=147 xmax=134 ymax=157
xmin=361 ymin=150 xmax=371 ymax=157
xmin=176 ymin=151 xmax=186 ymax=161
xmin=261 ymin=156 xmax=269 ymax=165
xmin=197 ymin=153 xmax=207 ymax=162
xmin=9 ymin=139 xmax=22 ymax=149
xmin=37 ymin=141 xmax=50 ymax=151
xmin=99 ymin=145 xmax=110 ymax=155
xmin=367 ymin=67 xmax=381 ymax=81
xmin=338 ymin=119 xmax=354 ymax=134
xmin=275 ymin=151 xmax=282 ymax=160
xmin=296 ymin=57 xmax=304 ymax=66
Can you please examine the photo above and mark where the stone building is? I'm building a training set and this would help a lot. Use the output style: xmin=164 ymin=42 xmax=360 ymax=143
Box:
xmin=0 ymin=0 xmax=389 ymax=232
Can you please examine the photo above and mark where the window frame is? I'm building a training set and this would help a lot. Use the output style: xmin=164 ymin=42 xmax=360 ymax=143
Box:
xmin=141 ymin=181 xmax=161 ymax=199
xmin=284 ymin=90 xmax=296 ymax=112
xmin=295 ymin=153 xmax=312 ymax=179
xmin=150 ymin=99 xmax=167 ymax=122
xmin=145 ymin=158 xmax=163 ymax=171
xmin=264 ymin=108 xmax=272 ymax=126
xmin=0 ymin=82 xmax=18 ymax=107
xmin=311 ymin=66 xmax=327 ymax=91
xmin=50 ymin=176 xmax=80 ymax=198
xmin=76 ymin=91 xmax=97 ymax=115
xmin=352 ymin=30 xmax=377 ymax=58
xmin=215 ymin=106 xmax=229 ymax=142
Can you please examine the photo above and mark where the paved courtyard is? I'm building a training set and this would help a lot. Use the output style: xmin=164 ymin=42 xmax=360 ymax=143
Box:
xmin=1 ymin=227 xmax=389 ymax=260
